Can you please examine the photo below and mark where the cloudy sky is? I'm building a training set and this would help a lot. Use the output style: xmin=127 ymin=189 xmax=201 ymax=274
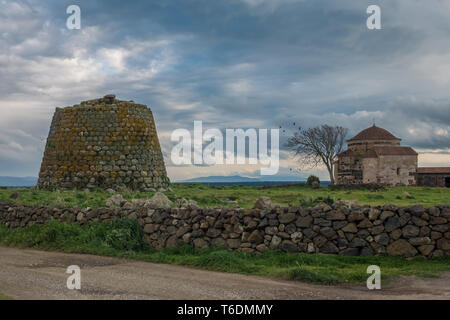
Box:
xmin=1 ymin=0 xmax=450 ymax=181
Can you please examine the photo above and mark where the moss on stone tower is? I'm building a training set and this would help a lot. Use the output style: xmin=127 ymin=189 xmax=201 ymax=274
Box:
xmin=37 ymin=95 xmax=170 ymax=191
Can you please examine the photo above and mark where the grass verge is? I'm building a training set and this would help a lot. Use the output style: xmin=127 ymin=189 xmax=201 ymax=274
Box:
xmin=1 ymin=219 xmax=449 ymax=286
xmin=1 ymin=184 xmax=450 ymax=209
xmin=0 ymin=293 xmax=13 ymax=300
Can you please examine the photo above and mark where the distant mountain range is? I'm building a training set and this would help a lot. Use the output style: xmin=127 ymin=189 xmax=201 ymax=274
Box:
xmin=178 ymin=175 xmax=306 ymax=183
xmin=0 ymin=175 xmax=309 ymax=187
xmin=0 ymin=176 xmax=38 ymax=187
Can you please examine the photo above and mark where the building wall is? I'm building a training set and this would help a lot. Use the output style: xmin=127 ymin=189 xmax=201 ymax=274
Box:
xmin=417 ymin=174 xmax=450 ymax=187
xmin=374 ymin=155 xmax=417 ymax=185
xmin=335 ymin=156 xmax=364 ymax=185
xmin=336 ymin=155 xmax=417 ymax=186
xmin=362 ymin=158 xmax=378 ymax=183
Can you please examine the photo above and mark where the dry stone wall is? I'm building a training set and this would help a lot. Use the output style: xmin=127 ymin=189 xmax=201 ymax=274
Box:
xmin=37 ymin=95 xmax=169 ymax=191
xmin=1 ymin=201 xmax=449 ymax=258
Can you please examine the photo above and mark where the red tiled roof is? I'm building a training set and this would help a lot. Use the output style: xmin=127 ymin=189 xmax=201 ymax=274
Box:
xmin=348 ymin=125 xmax=400 ymax=141
xmin=417 ymin=167 xmax=450 ymax=174
xmin=373 ymin=146 xmax=417 ymax=156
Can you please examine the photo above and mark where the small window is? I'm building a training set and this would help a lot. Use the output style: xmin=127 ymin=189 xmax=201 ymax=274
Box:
xmin=397 ymin=168 xmax=400 ymax=175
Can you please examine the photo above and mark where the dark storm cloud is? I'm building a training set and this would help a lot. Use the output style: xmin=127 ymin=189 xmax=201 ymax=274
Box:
xmin=1 ymin=0 xmax=450 ymax=178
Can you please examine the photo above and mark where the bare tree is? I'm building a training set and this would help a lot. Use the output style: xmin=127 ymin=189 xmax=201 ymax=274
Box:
xmin=285 ymin=125 xmax=348 ymax=184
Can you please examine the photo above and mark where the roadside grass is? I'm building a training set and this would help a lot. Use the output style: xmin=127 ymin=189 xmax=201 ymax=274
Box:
xmin=1 ymin=184 xmax=450 ymax=209
xmin=1 ymin=219 xmax=449 ymax=286
xmin=0 ymin=293 xmax=13 ymax=300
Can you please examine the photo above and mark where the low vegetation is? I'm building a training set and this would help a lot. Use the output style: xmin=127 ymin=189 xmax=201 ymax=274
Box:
xmin=0 ymin=293 xmax=13 ymax=300
xmin=1 ymin=184 xmax=450 ymax=209
xmin=1 ymin=219 xmax=449 ymax=285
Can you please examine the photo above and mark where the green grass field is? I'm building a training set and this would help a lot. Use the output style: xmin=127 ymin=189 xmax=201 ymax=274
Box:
xmin=1 ymin=184 xmax=450 ymax=209
xmin=1 ymin=219 xmax=449 ymax=285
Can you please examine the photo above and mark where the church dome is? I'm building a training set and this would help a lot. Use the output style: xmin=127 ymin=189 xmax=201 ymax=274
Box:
xmin=348 ymin=125 xmax=400 ymax=141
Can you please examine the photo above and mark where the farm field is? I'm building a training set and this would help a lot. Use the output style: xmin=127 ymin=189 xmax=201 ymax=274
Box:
xmin=0 ymin=184 xmax=450 ymax=209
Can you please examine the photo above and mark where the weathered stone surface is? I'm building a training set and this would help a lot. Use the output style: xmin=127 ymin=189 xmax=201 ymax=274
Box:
xmin=341 ymin=223 xmax=358 ymax=233
xmin=281 ymin=240 xmax=298 ymax=253
xmin=418 ymin=245 xmax=434 ymax=256
xmin=279 ymin=212 xmax=296 ymax=224
xmin=409 ymin=237 xmax=431 ymax=246
xmin=380 ymin=211 xmax=395 ymax=221
xmin=326 ymin=210 xmax=346 ymax=220
xmin=368 ymin=208 xmax=380 ymax=221
xmin=226 ymin=238 xmax=241 ymax=249
xmin=106 ymin=194 xmax=126 ymax=208
xmin=339 ymin=248 xmax=360 ymax=256
xmin=320 ymin=227 xmax=337 ymax=240
xmin=295 ymin=216 xmax=313 ymax=228
xmin=144 ymin=224 xmax=159 ymax=234
xmin=385 ymin=216 xmax=400 ymax=232
xmin=348 ymin=211 xmax=365 ymax=222
xmin=387 ymin=239 xmax=418 ymax=257
xmin=357 ymin=219 xmax=373 ymax=228
xmin=436 ymin=238 xmax=450 ymax=251
xmin=1 ymin=202 xmax=447 ymax=258
xmin=411 ymin=205 xmax=425 ymax=216
xmin=37 ymin=96 xmax=169 ymax=191
xmin=253 ymin=197 xmax=272 ymax=210
xmin=320 ymin=242 xmax=339 ymax=254
xmin=402 ymin=225 xmax=420 ymax=238
xmin=193 ymin=238 xmax=209 ymax=249
xmin=248 ymin=230 xmax=264 ymax=244
xmin=143 ymin=192 xmax=173 ymax=209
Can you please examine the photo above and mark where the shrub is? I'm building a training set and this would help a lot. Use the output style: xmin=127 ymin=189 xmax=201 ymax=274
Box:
xmin=306 ymin=175 xmax=320 ymax=186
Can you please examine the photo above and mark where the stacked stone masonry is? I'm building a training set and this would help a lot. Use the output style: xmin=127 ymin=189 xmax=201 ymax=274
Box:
xmin=37 ymin=95 xmax=169 ymax=191
xmin=1 ymin=202 xmax=449 ymax=258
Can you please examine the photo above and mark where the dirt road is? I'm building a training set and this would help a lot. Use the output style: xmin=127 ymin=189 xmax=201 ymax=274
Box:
xmin=0 ymin=246 xmax=449 ymax=300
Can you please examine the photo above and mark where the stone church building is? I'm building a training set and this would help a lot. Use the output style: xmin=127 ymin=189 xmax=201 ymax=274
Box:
xmin=334 ymin=125 xmax=450 ymax=186
xmin=334 ymin=125 xmax=418 ymax=185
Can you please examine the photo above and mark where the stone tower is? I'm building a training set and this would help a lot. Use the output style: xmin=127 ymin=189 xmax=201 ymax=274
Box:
xmin=37 ymin=95 xmax=169 ymax=191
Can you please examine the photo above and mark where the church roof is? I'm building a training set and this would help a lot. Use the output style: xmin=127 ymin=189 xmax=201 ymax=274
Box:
xmin=348 ymin=125 xmax=400 ymax=141
xmin=337 ymin=146 xmax=417 ymax=158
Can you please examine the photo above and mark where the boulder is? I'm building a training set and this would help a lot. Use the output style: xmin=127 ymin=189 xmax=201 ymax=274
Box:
xmin=226 ymin=238 xmax=241 ymax=249
xmin=295 ymin=216 xmax=313 ymax=228
xmin=269 ymin=235 xmax=282 ymax=249
xmin=387 ymin=239 xmax=418 ymax=257
xmin=341 ymin=223 xmax=358 ymax=233
xmin=320 ymin=241 xmax=339 ymax=254
xmin=143 ymin=192 xmax=173 ymax=209
xmin=253 ymin=197 xmax=272 ymax=209
xmin=384 ymin=216 xmax=400 ymax=232
xmin=193 ymin=238 xmax=209 ymax=249
xmin=248 ymin=230 xmax=264 ymax=244
xmin=106 ymin=194 xmax=126 ymax=207
xmin=409 ymin=237 xmax=431 ymax=246
xmin=402 ymin=225 xmax=420 ymax=238
xmin=281 ymin=240 xmax=298 ymax=253
xmin=279 ymin=212 xmax=296 ymax=224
